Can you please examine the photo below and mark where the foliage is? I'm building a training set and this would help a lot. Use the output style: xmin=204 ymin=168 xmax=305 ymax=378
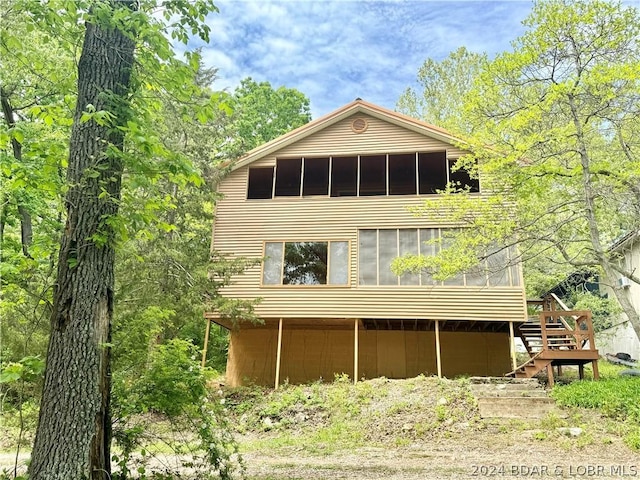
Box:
xmin=552 ymin=378 xmax=640 ymax=421
xmin=215 ymin=77 xmax=311 ymax=161
xmin=552 ymin=371 xmax=640 ymax=450
xmin=0 ymin=356 xmax=45 ymax=478
xmin=396 ymin=46 xmax=486 ymax=133
xmin=396 ymin=0 xmax=640 ymax=338
xmin=0 ymin=0 xmax=72 ymax=373
xmin=111 ymin=340 xmax=242 ymax=480
xmin=566 ymin=291 xmax=622 ymax=332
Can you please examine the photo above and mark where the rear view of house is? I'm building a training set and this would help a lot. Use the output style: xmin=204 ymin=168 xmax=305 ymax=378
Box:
xmin=204 ymin=100 xmax=532 ymax=387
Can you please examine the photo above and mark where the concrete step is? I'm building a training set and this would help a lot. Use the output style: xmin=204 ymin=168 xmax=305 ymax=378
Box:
xmin=469 ymin=377 xmax=556 ymax=419
xmin=470 ymin=380 xmax=549 ymax=398
xmin=476 ymin=396 xmax=557 ymax=419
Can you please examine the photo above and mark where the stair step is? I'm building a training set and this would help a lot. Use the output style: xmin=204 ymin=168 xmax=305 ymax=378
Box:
xmin=476 ymin=397 xmax=556 ymax=419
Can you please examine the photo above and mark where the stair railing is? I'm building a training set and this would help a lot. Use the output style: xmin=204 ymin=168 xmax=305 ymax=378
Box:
xmin=539 ymin=309 xmax=595 ymax=351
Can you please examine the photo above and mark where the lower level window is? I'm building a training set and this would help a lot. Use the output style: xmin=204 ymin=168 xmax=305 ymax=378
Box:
xmin=263 ymin=241 xmax=349 ymax=285
xmin=358 ymin=228 xmax=520 ymax=287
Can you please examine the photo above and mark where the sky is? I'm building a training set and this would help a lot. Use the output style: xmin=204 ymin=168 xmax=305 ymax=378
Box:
xmin=189 ymin=1 xmax=537 ymax=119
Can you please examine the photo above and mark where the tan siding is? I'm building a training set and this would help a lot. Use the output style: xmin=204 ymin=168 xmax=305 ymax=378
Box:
xmin=216 ymin=286 xmax=526 ymax=321
xmin=213 ymin=112 xmax=525 ymax=324
xmin=212 ymin=191 xmax=526 ymax=322
xmin=275 ymin=114 xmax=448 ymax=156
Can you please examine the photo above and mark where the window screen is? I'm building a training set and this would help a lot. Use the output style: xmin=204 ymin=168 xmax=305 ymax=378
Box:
xmin=247 ymin=167 xmax=274 ymax=199
xmin=330 ymin=156 xmax=358 ymax=197
xmin=448 ymin=159 xmax=480 ymax=192
xmin=418 ymin=152 xmax=447 ymax=194
xmin=303 ymin=157 xmax=329 ymax=196
xmin=378 ymin=229 xmax=398 ymax=285
xmin=399 ymin=229 xmax=419 ymax=285
xmin=275 ymin=158 xmax=302 ymax=196
xmin=263 ymin=242 xmax=283 ymax=284
xmin=389 ymin=154 xmax=417 ymax=195
xmin=358 ymin=230 xmax=377 ymax=285
xmin=359 ymin=155 xmax=386 ymax=196
xmin=329 ymin=241 xmax=349 ymax=285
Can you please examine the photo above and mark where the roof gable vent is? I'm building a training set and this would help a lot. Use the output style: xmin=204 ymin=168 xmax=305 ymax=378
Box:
xmin=351 ymin=117 xmax=368 ymax=134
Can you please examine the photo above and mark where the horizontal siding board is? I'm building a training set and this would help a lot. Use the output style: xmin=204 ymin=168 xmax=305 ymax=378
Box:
xmin=275 ymin=114 xmax=448 ymax=156
xmin=212 ymin=107 xmax=524 ymax=325
xmin=212 ymin=285 xmax=526 ymax=321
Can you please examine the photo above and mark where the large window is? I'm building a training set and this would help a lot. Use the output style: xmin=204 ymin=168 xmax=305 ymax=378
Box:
xmin=358 ymin=228 xmax=520 ymax=287
xmin=246 ymin=151 xmax=479 ymax=199
xmin=262 ymin=241 xmax=349 ymax=285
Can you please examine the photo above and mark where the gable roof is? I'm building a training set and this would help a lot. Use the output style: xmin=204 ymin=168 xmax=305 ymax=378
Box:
xmin=229 ymin=99 xmax=466 ymax=172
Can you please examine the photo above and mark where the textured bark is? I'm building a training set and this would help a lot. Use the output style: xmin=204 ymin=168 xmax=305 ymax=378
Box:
xmin=30 ymin=4 xmax=136 ymax=479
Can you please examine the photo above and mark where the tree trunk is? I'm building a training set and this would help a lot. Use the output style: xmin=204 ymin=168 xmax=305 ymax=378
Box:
xmin=30 ymin=4 xmax=136 ymax=479
xmin=1 ymin=86 xmax=33 ymax=258
xmin=568 ymin=93 xmax=640 ymax=344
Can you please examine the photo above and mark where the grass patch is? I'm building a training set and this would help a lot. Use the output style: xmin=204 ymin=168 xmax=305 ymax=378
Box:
xmin=551 ymin=377 xmax=640 ymax=422
xmin=551 ymin=362 xmax=640 ymax=450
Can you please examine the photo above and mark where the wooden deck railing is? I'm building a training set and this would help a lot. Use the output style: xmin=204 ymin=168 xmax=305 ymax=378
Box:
xmin=538 ymin=309 xmax=596 ymax=352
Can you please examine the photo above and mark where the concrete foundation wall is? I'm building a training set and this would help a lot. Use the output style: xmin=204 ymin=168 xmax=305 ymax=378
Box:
xmin=225 ymin=327 xmax=511 ymax=387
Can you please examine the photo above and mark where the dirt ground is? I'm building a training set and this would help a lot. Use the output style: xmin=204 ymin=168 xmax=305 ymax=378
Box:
xmin=240 ymin=426 xmax=639 ymax=479
xmin=3 ymin=376 xmax=638 ymax=479
xmin=2 ymin=427 xmax=638 ymax=480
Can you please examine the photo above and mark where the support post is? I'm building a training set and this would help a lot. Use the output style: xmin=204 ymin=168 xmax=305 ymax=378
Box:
xmin=435 ymin=320 xmax=442 ymax=378
xmin=354 ymin=319 xmax=359 ymax=384
xmin=546 ymin=363 xmax=555 ymax=387
xmin=275 ymin=318 xmax=283 ymax=389
xmin=592 ymin=360 xmax=599 ymax=380
xmin=201 ymin=318 xmax=211 ymax=368
xmin=578 ymin=363 xmax=584 ymax=380
xmin=509 ymin=321 xmax=518 ymax=371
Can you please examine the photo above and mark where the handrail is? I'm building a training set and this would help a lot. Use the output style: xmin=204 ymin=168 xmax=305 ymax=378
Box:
xmin=538 ymin=309 xmax=595 ymax=351
xmin=547 ymin=293 xmax=577 ymax=331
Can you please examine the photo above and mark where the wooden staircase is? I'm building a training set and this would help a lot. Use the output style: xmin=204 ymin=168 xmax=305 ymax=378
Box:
xmin=507 ymin=295 xmax=600 ymax=387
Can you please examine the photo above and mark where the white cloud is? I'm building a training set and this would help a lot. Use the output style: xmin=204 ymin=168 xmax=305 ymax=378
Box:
xmin=195 ymin=0 xmax=533 ymax=118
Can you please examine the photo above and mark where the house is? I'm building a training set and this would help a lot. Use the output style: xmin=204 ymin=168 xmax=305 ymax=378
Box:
xmin=596 ymin=230 xmax=640 ymax=361
xmin=203 ymin=99 xmax=597 ymax=387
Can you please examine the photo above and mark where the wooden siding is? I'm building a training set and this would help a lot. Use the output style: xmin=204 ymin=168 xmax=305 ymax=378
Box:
xmin=243 ymin=113 xmax=468 ymax=171
xmin=213 ymin=112 xmax=527 ymax=323
xmin=225 ymin=327 xmax=510 ymax=386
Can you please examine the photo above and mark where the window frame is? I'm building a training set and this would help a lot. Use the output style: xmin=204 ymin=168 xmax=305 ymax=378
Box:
xmin=246 ymin=151 xmax=481 ymax=200
xmin=357 ymin=228 xmax=519 ymax=287
xmin=260 ymin=239 xmax=351 ymax=287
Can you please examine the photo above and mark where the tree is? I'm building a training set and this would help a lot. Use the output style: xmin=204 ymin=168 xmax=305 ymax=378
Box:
xmin=398 ymin=0 xmax=640 ymax=339
xmin=216 ymin=77 xmax=311 ymax=160
xmin=0 ymin=0 xmax=74 ymax=368
xmin=24 ymin=1 xmax=218 ymax=478
xmin=396 ymin=47 xmax=486 ymax=133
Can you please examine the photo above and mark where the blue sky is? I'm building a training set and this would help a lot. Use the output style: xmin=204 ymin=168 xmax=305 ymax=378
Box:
xmin=193 ymin=1 xmax=536 ymax=118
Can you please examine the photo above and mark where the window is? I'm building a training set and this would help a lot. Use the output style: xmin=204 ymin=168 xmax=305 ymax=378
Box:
xmin=275 ymin=158 xmax=302 ymax=196
xmin=359 ymin=155 xmax=386 ymax=196
xmin=248 ymin=151 xmax=480 ymax=200
xmin=389 ymin=154 xmax=417 ymax=195
xmin=449 ymin=159 xmax=480 ymax=192
xmin=262 ymin=241 xmax=349 ymax=285
xmin=358 ymin=228 xmax=519 ymax=287
xmin=303 ymin=157 xmax=329 ymax=196
xmin=418 ymin=152 xmax=447 ymax=194
xmin=247 ymin=167 xmax=274 ymax=199
xmin=330 ymin=156 xmax=358 ymax=197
